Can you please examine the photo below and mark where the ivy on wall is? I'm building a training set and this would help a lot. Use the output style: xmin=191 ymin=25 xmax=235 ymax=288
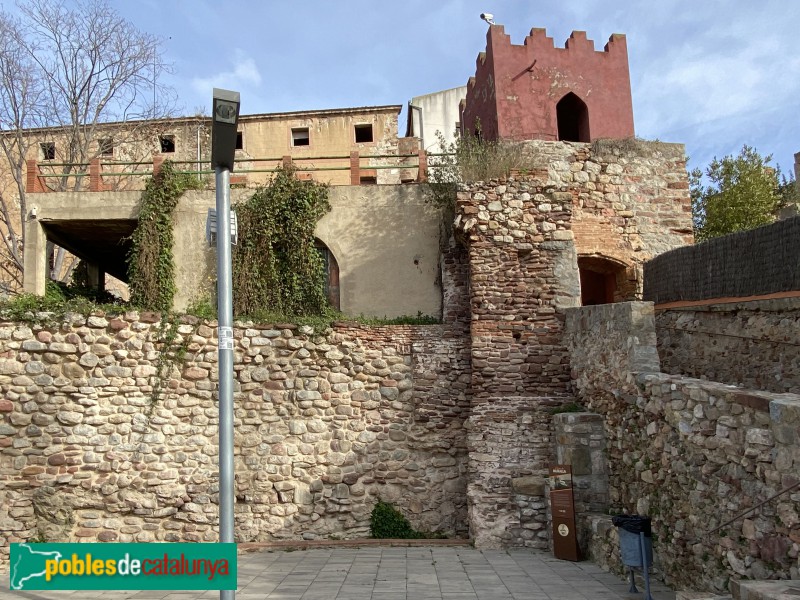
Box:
xmin=232 ymin=167 xmax=331 ymax=316
xmin=127 ymin=162 xmax=200 ymax=312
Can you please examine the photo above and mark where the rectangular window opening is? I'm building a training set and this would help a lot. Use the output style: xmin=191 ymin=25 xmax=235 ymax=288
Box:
xmin=159 ymin=135 xmax=176 ymax=153
xmin=235 ymin=131 xmax=243 ymax=150
xmin=354 ymin=124 xmax=373 ymax=143
xmin=359 ymin=176 xmax=377 ymax=185
xmin=291 ymin=127 xmax=310 ymax=147
xmin=99 ymin=138 xmax=114 ymax=156
xmin=40 ymin=142 xmax=55 ymax=161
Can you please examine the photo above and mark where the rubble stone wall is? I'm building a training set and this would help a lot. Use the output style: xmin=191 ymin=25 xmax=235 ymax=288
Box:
xmin=656 ymin=298 xmax=800 ymax=394
xmin=510 ymin=139 xmax=692 ymax=300
xmin=455 ymin=176 xmax=581 ymax=549
xmin=0 ymin=315 xmax=470 ymax=565
xmin=565 ymin=301 xmax=800 ymax=592
xmin=454 ymin=138 xmax=691 ymax=550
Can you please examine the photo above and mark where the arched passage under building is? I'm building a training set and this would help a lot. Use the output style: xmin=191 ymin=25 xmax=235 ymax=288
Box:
xmin=556 ymin=93 xmax=590 ymax=142
xmin=578 ymin=255 xmax=629 ymax=305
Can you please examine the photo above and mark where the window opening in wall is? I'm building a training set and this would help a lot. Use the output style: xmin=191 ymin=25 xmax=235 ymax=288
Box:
xmin=359 ymin=176 xmax=377 ymax=185
xmin=99 ymin=138 xmax=114 ymax=156
xmin=315 ymin=239 xmax=340 ymax=310
xmin=159 ymin=135 xmax=176 ymax=153
xmin=556 ymin=92 xmax=590 ymax=142
xmin=40 ymin=142 xmax=55 ymax=160
xmin=291 ymin=127 xmax=310 ymax=147
xmin=235 ymin=131 xmax=243 ymax=150
xmin=354 ymin=124 xmax=373 ymax=143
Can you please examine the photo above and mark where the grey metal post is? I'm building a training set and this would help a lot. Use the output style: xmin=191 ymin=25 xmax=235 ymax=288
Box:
xmin=216 ymin=166 xmax=235 ymax=600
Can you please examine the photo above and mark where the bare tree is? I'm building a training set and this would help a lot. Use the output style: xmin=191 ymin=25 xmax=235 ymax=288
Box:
xmin=0 ymin=0 xmax=174 ymax=289
xmin=0 ymin=13 xmax=45 ymax=289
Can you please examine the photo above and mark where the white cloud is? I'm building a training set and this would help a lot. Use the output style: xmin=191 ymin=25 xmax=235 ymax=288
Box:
xmin=190 ymin=50 xmax=262 ymax=95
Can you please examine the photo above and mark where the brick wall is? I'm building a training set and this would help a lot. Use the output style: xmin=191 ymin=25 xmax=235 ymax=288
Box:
xmin=455 ymin=176 xmax=580 ymax=548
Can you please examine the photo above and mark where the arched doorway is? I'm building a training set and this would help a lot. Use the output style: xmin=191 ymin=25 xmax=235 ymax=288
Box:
xmin=315 ymin=239 xmax=340 ymax=310
xmin=577 ymin=255 xmax=627 ymax=305
xmin=556 ymin=93 xmax=590 ymax=142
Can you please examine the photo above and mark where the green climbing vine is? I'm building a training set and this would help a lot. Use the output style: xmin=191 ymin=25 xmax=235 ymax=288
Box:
xmin=147 ymin=314 xmax=193 ymax=410
xmin=127 ymin=161 xmax=201 ymax=312
xmin=232 ymin=166 xmax=331 ymax=316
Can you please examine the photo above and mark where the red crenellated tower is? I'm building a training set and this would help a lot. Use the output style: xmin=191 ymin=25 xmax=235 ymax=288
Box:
xmin=460 ymin=26 xmax=635 ymax=142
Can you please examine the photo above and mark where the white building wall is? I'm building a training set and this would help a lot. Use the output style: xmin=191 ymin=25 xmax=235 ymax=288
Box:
xmin=407 ymin=86 xmax=467 ymax=152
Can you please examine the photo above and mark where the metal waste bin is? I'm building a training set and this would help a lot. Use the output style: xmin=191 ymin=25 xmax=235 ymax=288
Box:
xmin=612 ymin=515 xmax=653 ymax=600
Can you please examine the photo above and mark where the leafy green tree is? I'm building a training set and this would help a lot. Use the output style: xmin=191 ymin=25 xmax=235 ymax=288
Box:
xmin=690 ymin=145 xmax=783 ymax=241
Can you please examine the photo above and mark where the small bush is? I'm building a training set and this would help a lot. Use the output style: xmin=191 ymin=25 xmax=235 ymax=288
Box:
xmin=369 ymin=501 xmax=423 ymax=539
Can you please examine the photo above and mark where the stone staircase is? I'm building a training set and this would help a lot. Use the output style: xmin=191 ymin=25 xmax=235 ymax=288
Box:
xmin=677 ymin=580 xmax=800 ymax=600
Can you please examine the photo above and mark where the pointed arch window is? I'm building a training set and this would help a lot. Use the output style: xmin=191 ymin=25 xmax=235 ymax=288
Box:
xmin=315 ymin=239 xmax=340 ymax=310
xmin=556 ymin=93 xmax=590 ymax=142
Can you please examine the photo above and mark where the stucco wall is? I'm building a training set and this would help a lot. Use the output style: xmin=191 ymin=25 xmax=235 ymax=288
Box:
xmin=236 ymin=107 xmax=403 ymax=186
xmin=173 ymin=185 xmax=446 ymax=317
xmin=408 ymin=87 xmax=467 ymax=151
xmin=462 ymin=26 xmax=634 ymax=141
xmin=24 ymin=185 xmax=445 ymax=319
xmin=314 ymin=185 xmax=443 ymax=319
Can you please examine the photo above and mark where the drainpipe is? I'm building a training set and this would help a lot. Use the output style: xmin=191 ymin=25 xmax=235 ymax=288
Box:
xmin=196 ymin=121 xmax=203 ymax=182
xmin=409 ymin=103 xmax=423 ymax=148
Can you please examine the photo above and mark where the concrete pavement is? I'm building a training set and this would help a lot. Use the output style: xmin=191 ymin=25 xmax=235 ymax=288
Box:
xmin=2 ymin=545 xmax=675 ymax=600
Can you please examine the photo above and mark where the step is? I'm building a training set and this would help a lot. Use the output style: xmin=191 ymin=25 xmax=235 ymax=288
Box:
xmin=730 ymin=580 xmax=800 ymax=600
xmin=676 ymin=592 xmax=731 ymax=600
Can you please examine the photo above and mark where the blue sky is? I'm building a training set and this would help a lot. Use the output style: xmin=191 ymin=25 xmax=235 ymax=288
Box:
xmin=115 ymin=0 xmax=800 ymax=176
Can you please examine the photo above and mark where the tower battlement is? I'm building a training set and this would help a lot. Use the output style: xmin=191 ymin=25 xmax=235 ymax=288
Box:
xmin=462 ymin=25 xmax=635 ymax=142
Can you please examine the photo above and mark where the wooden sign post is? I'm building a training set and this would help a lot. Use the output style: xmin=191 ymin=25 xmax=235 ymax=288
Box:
xmin=549 ymin=464 xmax=581 ymax=561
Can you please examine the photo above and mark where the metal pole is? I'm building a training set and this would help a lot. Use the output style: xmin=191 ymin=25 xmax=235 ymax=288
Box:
xmin=215 ymin=166 xmax=235 ymax=600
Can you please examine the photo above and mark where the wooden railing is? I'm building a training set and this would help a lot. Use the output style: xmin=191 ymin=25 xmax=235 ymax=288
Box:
xmin=25 ymin=149 xmax=447 ymax=193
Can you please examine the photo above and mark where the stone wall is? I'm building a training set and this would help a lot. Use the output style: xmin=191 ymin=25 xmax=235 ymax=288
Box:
xmin=3 ymin=138 xmax=696 ymax=566
xmin=552 ymin=412 xmax=608 ymax=515
xmin=488 ymin=139 xmax=692 ymax=300
xmin=0 ymin=314 xmax=470 ymax=565
xmin=656 ymin=298 xmax=800 ymax=394
xmin=452 ymin=138 xmax=691 ymax=549
xmin=455 ymin=176 xmax=581 ymax=549
xmin=565 ymin=302 xmax=800 ymax=592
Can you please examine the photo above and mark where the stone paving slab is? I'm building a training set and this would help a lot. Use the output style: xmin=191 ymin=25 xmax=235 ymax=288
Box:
xmin=1 ymin=546 xmax=675 ymax=600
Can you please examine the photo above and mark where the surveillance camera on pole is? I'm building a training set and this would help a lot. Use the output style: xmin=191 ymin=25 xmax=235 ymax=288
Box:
xmin=211 ymin=87 xmax=239 ymax=600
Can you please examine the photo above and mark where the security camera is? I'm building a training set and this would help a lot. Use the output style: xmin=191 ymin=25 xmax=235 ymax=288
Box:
xmin=480 ymin=13 xmax=495 ymax=25
xmin=29 ymin=206 xmax=37 ymax=219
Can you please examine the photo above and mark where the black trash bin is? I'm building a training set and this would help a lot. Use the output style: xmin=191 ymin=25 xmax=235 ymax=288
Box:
xmin=612 ymin=515 xmax=653 ymax=600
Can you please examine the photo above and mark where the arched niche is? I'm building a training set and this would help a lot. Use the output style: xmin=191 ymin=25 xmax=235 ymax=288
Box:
xmin=315 ymin=238 xmax=340 ymax=310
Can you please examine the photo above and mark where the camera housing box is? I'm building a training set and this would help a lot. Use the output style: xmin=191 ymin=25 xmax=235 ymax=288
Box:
xmin=211 ymin=88 xmax=240 ymax=171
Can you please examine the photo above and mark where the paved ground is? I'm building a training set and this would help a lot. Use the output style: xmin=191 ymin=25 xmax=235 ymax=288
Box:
xmin=2 ymin=546 xmax=675 ymax=600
